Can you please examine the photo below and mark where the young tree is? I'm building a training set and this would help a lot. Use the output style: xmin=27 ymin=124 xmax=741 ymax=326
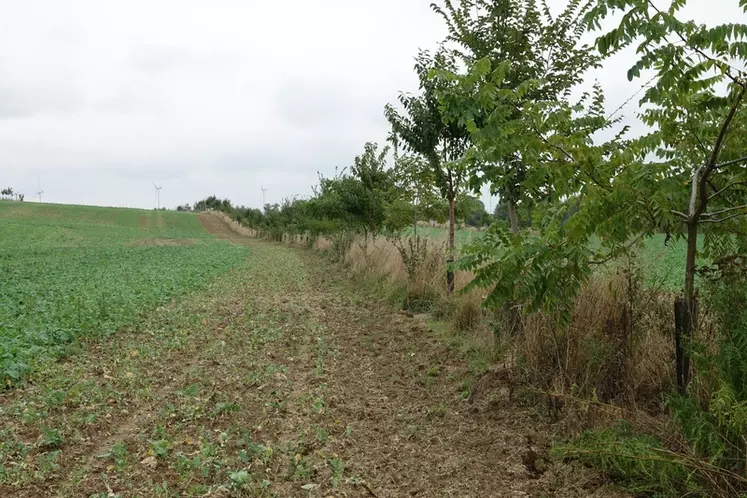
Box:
xmin=456 ymin=0 xmax=747 ymax=374
xmin=585 ymin=0 xmax=747 ymax=389
xmin=385 ymin=50 xmax=471 ymax=292
xmin=431 ymin=0 xmax=599 ymax=233
xmin=350 ymin=142 xmax=394 ymax=242
xmin=307 ymin=142 xmax=397 ymax=243
xmin=386 ymin=132 xmax=443 ymax=235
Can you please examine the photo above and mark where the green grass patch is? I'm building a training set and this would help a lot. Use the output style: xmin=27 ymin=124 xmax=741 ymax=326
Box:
xmin=0 ymin=202 xmax=247 ymax=385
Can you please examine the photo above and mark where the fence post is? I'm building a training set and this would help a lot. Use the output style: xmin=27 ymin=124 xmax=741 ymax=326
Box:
xmin=446 ymin=257 xmax=455 ymax=294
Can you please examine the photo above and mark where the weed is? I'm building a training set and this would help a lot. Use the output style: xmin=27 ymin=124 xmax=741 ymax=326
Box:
xmin=102 ymin=442 xmax=129 ymax=471
xmin=289 ymin=453 xmax=314 ymax=480
xmin=329 ymin=457 xmax=345 ymax=488
xmin=426 ymin=404 xmax=448 ymax=419
xmin=214 ymin=401 xmax=240 ymax=417
xmin=149 ymin=439 xmax=170 ymax=459
xmin=179 ymin=384 xmax=200 ymax=397
xmin=312 ymin=424 xmax=329 ymax=446
xmin=38 ymin=425 xmax=64 ymax=449
xmin=229 ymin=469 xmax=252 ymax=488
xmin=44 ymin=389 xmax=67 ymax=408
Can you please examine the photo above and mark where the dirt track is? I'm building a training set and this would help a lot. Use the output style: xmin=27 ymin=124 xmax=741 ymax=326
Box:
xmin=0 ymin=213 xmax=623 ymax=497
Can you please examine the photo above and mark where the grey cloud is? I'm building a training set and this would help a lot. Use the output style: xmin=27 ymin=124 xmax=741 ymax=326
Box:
xmin=129 ymin=45 xmax=198 ymax=73
xmin=128 ymin=44 xmax=232 ymax=74
xmin=4 ymin=0 xmax=731 ymax=211
xmin=0 ymin=81 xmax=84 ymax=118
xmin=93 ymin=87 xmax=168 ymax=115
xmin=274 ymin=79 xmax=349 ymax=128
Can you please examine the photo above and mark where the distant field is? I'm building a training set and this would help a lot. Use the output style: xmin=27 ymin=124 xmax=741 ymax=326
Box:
xmin=0 ymin=201 xmax=247 ymax=385
xmin=407 ymin=224 xmax=690 ymax=292
xmin=404 ymin=225 xmax=484 ymax=245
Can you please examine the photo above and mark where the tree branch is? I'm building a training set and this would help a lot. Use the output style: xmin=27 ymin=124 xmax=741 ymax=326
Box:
xmin=708 ymin=178 xmax=747 ymax=201
xmin=514 ymin=103 xmax=613 ymax=192
xmin=683 ymin=121 xmax=709 ymax=157
xmin=606 ymin=74 xmax=657 ymax=122
xmin=715 ymin=155 xmax=747 ymax=170
xmin=689 ymin=165 xmax=702 ymax=218
xmin=700 ymin=210 xmax=747 ymax=224
xmin=589 ymin=232 xmax=647 ymax=265
xmin=693 ymin=85 xmax=746 ymax=220
xmin=646 ymin=0 xmax=743 ymax=86
xmin=703 ymin=204 xmax=747 ymax=218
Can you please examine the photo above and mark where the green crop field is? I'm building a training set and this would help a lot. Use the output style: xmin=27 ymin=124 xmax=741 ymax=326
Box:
xmin=408 ymin=225 xmax=693 ymax=292
xmin=0 ymin=201 xmax=247 ymax=386
xmin=404 ymin=225 xmax=484 ymax=246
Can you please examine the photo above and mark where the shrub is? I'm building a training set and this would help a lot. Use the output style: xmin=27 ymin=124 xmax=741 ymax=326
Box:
xmin=330 ymin=231 xmax=354 ymax=263
xmin=391 ymin=235 xmax=430 ymax=282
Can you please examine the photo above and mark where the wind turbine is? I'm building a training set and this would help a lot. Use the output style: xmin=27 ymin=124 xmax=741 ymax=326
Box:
xmin=261 ymin=183 xmax=268 ymax=209
xmin=153 ymin=182 xmax=162 ymax=210
xmin=36 ymin=175 xmax=43 ymax=203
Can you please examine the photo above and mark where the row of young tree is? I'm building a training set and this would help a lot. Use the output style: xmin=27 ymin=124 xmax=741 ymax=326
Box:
xmin=199 ymin=0 xmax=747 ymax=493
xmin=204 ymin=0 xmax=746 ymax=339
xmin=189 ymin=144 xmax=495 ymax=239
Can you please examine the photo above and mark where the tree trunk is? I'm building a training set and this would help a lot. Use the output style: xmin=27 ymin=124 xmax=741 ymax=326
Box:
xmin=507 ymin=199 xmax=520 ymax=234
xmin=413 ymin=197 xmax=418 ymax=238
xmin=684 ymin=221 xmax=698 ymax=313
xmin=676 ymin=221 xmax=699 ymax=391
xmin=448 ymin=196 xmax=456 ymax=251
xmin=447 ymin=194 xmax=456 ymax=294
xmin=506 ymin=199 xmax=522 ymax=336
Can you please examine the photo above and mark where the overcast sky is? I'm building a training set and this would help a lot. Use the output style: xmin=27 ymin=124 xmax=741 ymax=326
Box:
xmin=0 ymin=1 xmax=742 ymax=210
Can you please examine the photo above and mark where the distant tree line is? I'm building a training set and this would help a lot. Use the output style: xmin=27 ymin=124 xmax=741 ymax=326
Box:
xmin=1 ymin=187 xmax=24 ymax=201
xmin=187 ymin=142 xmax=493 ymax=241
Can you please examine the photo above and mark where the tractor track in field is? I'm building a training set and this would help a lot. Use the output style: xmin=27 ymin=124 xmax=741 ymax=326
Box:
xmin=0 ymin=212 xmax=624 ymax=497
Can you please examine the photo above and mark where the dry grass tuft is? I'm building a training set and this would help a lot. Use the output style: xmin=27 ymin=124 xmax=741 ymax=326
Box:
xmin=452 ymin=289 xmax=484 ymax=332
xmin=521 ymin=273 xmax=673 ymax=408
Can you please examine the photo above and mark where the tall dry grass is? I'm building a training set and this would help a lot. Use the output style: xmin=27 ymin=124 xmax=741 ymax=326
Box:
xmin=342 ymin=234 xmax=673 ymax=410
xmin=344 ymin=235 xmax=481 ymax=316
xmin=521 ymin=271 xmax=673 ymax=408
xmin=209 ymin=211 xmax=258 ymax=237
